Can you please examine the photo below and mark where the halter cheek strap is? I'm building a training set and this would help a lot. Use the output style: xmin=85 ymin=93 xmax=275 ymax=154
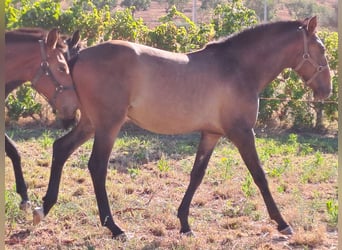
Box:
xmin=31 ymin=40 xmax=75 ymax=109
xmin=294 ymin=28 xmax=329 ymax=86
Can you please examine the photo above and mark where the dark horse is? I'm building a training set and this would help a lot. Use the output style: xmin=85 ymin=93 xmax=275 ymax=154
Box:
xmin=5 ymin=28 xmax=81 ymax=210
xmin=34 ymin=17 xmax=331 ymax=238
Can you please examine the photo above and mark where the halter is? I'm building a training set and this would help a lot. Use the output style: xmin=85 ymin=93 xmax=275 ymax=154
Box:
xmin=294 ymin=28 xmax=329 ymax=86
xmin=31 ymin=40 xmax=75 ymax=109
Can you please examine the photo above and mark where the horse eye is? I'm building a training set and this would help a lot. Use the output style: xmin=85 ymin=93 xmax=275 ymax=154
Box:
xmin=58 ymin=66 xmax=67 ymax=73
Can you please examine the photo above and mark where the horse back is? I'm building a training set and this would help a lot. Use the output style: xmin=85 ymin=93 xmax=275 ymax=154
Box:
xmin=73 ymin=41 xmax=258 ymax=135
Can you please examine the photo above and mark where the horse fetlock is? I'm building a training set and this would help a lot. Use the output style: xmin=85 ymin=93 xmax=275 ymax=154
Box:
xmin=180 ymin=230 xmax=195 ymax=237
xmin=112 ymin=232 xmax=128 ymax=242
xmin=278 ymin=225 xmax=294 ymax=235
xmin=33 ymin=207 xmax=45 ymax=225
xmin=19 ymin=200 xmax=31 ymax=210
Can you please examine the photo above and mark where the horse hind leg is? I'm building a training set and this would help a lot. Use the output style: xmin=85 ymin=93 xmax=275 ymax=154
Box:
xmin=5 ymin=134 xmax=30 ymax=210
xmin=228 ymin=127 xmax=293 ymax=235
xmin=178 ymin=132 xmax=220 ymax=235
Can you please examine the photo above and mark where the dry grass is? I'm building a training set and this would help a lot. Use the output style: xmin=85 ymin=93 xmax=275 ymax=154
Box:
xmin=5 ymin=124 xmax=337 ymax=249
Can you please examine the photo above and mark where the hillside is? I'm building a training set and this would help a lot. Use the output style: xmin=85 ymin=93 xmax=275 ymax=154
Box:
xmin=130 ymin=0 xmax=337 ymax=29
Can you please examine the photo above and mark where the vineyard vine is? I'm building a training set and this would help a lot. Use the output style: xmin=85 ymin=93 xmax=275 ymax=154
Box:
xmin=5 ymin=0 xmax=338 ymax=129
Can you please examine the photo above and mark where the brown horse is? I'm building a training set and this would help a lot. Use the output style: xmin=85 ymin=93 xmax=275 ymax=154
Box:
xmin=34 ymin=17 xmax=331 ymax=238
xmin=5 ymin=28 xmax=80 ymax=209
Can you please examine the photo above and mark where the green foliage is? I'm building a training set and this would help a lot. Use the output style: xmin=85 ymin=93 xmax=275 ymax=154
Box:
xmin=149 ymin=6 xmax=214 ymax=52
xmin=72 ymin=1 xmax=112 ymax=45
xmin=4 ymin=0 xmax=338 ymax=129
xmin=285 ymin=0 xmax=337 ymax=29
xmin=200 ymin=0 xmax=223 ymax=10
xmin=241 ymin=173 xmax=256 ymax=197
xmin=259 ymin=31 xmax=338 ymax=129
xmin=157 ymin=155 xmax=170 ymax=172
xmin=19 ymin=0 xmax=62 ymax=29
xmin=6 ymin=84 xmax=42 ymax=121
xmin=93 ymin=0 xmax=117 ymax=9
xmin=318 ymin=31 xmax=338 ymax=122
xmin=108 ymin=7 xmax=149 ymax=42
xmin=38 ymin=130 xmax=54 ymax=149
xmin=121 ymin=0 xmax=150 ymax=11
xmin=211 ymin=0 xmax=258 ymax=38
xmin=5 ymin=189 xmax=26 ymax=226
xmin=326 ymin=199 xmax=338 ymax=226
xmin=165 ymin=0 xmax=189 ymax=12
xmin=244 ymin=0 xmax=277 ymax=21
xmin=5 ymin=0 xmax=20 ymax=29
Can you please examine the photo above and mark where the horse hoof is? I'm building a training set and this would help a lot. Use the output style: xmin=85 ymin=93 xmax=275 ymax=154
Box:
xmin=113 ymin=232 xmax=128 ymax=242
xmin=33 ymin=207 xmax=45 ymax=225
xmin=19 ymin=200 xmax=31 ymax=210
xmin=181 ymin=230 xmax=195 ymax=237
xmin=279 ymin=225 xmax=294 ymax=235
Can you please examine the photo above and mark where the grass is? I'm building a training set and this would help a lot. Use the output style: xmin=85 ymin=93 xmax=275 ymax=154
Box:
xmin=5 ymin=125 xmax=338 ymax=249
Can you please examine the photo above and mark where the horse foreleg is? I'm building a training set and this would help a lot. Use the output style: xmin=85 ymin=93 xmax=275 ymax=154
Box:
xmin=33 ymin=116 xmax=94 ymax=225
xmin=229 ymin=127 xmax=293 ymax=235
xmin=5 ymin=134 xmax=30 ymax=210
xmin=88 ymin=128 xmax=125 ymax=239
xmin=178 ymin=132 xmax=220 ymax=235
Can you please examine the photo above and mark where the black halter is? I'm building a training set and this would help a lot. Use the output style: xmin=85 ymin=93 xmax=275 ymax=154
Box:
xmin=31 ymin=40 xmax=75 ymax=109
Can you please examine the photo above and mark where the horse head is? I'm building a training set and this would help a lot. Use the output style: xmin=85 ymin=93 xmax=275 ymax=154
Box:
xmin=293 ymin=16 xmax=332 ymax=100
xmin=32 ymin=28 xmax=79 ymax=121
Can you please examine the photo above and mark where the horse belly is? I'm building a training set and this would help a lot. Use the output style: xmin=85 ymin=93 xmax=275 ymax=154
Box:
xmin=127 ymin=93 xmax=225 ymax=135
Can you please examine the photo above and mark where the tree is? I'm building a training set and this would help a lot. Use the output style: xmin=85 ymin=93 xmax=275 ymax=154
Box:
xmin=121 ymin=0 xmax=151 ymax=11
xmin=211 ymin=0 xmax=258 ymax=38
xmin=244 ymin=0 xmax=277 ymax=21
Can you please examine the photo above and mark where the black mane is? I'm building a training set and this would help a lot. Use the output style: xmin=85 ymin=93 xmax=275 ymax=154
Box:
xmin=5 ymin=28 xmax=66 ymax=50
xmin=205 ymin=20 xmax=303 ymax=50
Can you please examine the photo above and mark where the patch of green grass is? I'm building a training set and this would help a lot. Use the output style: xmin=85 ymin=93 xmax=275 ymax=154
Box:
xmin=267 ymin=157 xmax=291 ymax=178
xmin=5 ymin=189 xmax=26 ymax=226
xmin=5 ymin=127 xmax=338 ymax=249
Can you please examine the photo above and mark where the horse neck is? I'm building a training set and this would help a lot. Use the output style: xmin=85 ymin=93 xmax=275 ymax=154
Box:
xmin=6 ymin=42 xmax=42 ymax=84
xmin=233 ymin=28 xmax=302 ymax=93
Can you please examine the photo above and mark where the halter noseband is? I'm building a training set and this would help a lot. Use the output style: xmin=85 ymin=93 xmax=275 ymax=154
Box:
xmin=294 ymin=28 xmax=329 ymax=86
xmin=31 ymin=40 xmax=75 ymax=109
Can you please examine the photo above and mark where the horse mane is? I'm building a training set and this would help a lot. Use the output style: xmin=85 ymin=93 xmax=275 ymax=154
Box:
xmin=67 ymin=54 xmax=79 ymax=74
xmin=5 ymin=28 xmax=66 ymax=50
xmin=205 ymin=20 xmax=303 ymax=50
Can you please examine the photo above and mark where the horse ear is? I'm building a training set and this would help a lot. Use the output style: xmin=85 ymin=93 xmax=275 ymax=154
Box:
xmin=307 ymin=16 xmax=317 ymax=35
xmin=302 ymin=17 xmax=310 ymax=26
xmin=46 ymin=28 xmax=60 ymax=49
xmin=70 ymin=30 xmax=81 ymax=48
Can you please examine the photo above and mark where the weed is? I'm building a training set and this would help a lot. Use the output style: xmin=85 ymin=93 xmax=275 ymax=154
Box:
xmin=276 ymin=182 xmax=288 ymax=193
xmin=128 ymin=167 xmax=140 ymax=179
xmin=219 ymin=157 xmax=234 ymax=180
xmin=300 ymin=151 xmax=332 ymax=184
xmin=157 ymin=155 xmax=170 ymax=172
xmin=288 ymin=133 xmax=298 ymax=145
xmin=326 ymin=199 xmax=338 ymax=226
xmin=38 ymin=130 xmax=54 ymax=149
xmin=299 ymin=143 xmax=314 ymax=155
xmin=268 ymin=157 xmax=290 ymax=178
xmin=5 ymin=189 xmax=26 ymax=225
xmin=241 ymin=173 xmax=256 ymax=198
